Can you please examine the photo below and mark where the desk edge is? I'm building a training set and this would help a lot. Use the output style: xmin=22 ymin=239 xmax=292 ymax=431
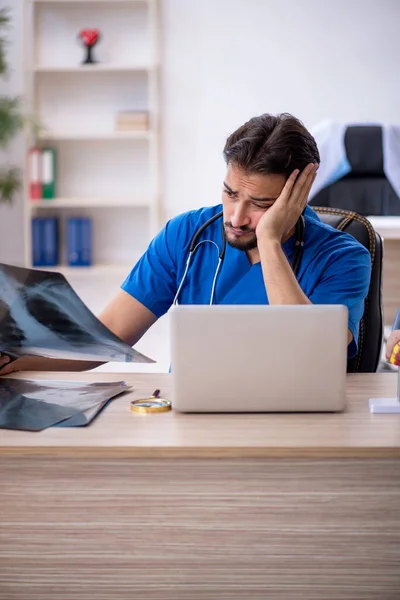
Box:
xmin=1 ymin=446 xmax=400 ymax=459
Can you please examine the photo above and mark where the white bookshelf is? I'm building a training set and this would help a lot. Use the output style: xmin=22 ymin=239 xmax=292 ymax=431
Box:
xmin=39 ymin=263 xmax=133 ymax=277
xmin=39 ymin=131 xmax=154 ymax=140
xmin=31 ymin=196 xmax=152 ymax=208
xmin=32 ymin=1 xmax=147 ymax=4
xmin=33 ymin=64 xmax=153 ymax=72
xmin=23 ymin=0 xmax=161 ymax=275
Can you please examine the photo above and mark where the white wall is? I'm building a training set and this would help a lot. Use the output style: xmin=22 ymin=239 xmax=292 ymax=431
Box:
xmin=1 ymin=0 xmax=400 ymax=261
xmin=162 ymin=0 xmax=400 ymax=217
xmin=0 ymin=0 xmax=24 ymax=263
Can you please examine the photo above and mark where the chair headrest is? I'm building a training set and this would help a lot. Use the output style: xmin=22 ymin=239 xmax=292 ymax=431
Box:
xmin=344 ymin=126 xmax=384 ymax=176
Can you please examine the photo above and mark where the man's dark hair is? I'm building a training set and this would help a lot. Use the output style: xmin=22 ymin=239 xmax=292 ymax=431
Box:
xmin=223 ymin=113 xmax=320 ymax=176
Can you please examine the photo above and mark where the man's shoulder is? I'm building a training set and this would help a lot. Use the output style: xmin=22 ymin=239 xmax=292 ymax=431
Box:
xmin=164 ymin=204 xmax=222 ymax=245
xmin=168 ymin=204 xmax=222 ymax=228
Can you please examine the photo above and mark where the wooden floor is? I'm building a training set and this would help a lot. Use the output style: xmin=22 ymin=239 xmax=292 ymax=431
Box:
xmin=1 ymin=457 xmax=400 ymax=599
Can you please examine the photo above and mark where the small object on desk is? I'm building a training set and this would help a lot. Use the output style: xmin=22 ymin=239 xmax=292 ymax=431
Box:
xmin=369 ymin=311 xmax=400 ymax=414
xmin=389 ymin=340 xmax=400 ymax=367
xmin=388 ymin=308 xmax=400 ymax=368
xmin=369 ymin=367 xmax=400 ymax=414
xmin=369 ymin=397 xmax=400 ymax=414
xmin=130 ymin=389 xmax=171 ymax=413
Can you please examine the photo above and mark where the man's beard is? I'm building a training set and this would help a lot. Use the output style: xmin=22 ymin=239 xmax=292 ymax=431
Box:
xmin=223 ymin=222 xmax=258 ymax=251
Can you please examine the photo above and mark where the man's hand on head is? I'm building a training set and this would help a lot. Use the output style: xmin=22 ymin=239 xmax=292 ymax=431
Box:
xmin=255 ymin=163 xmax=318 ymax=244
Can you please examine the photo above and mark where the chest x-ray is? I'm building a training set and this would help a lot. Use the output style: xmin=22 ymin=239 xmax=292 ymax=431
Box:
xmin=0 ymin=377 xmax=131 ymax=430
xmin=0 ymin=263 xmax=153 ymax=363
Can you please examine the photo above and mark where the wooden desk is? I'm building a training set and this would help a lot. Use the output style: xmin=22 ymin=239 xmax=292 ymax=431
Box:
xmin=1 ymin=372 xmax=400 ymax=599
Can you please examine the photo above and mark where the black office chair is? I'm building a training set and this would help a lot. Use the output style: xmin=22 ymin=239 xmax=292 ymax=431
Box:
xmin=313 ymin=207 xmax=383 ymax=373
xmin=309 ymin=126 xmax=400 ymax=216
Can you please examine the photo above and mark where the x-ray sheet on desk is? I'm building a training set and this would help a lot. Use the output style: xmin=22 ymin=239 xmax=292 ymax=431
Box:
xmin=0 ymin=263 xmax=153 ymax=363
xmin=0 ymin=378 xmax=131 ymax=431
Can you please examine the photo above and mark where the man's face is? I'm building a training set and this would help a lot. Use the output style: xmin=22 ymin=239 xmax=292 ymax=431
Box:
xmin=222 ymin=164 xmax=286 ymax=251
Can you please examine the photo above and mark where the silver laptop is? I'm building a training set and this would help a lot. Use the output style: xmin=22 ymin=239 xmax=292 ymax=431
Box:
xmin=170 ymin=304 xmax=348 ymax=412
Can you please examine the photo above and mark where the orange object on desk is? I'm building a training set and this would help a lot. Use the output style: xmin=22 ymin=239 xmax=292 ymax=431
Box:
xmin=389 ymin=340 xmax=400 ymax=366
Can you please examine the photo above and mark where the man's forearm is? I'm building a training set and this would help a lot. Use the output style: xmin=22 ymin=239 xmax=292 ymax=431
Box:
xmin=258 ymin=238 xmax=311 ymax=305
xmin=11 ymin=356 xmax=104 ymax=372
xmin=259 ymin=239 xmax=353 ymax=345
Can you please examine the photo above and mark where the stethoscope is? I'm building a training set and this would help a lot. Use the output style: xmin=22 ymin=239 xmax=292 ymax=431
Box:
xmin=173 ymin=211 xmax=305 ymax=306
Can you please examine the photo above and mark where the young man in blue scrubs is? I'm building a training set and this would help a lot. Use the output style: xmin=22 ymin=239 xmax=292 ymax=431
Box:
xmin=0 ymin=113 xmax=371 ymax=374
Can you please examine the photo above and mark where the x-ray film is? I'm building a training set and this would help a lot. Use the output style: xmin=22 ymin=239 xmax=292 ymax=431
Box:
xmin=0 ymin=377 xmax=131 ymax=430
xmin=0 ymin=263 xmax=154 ymax=363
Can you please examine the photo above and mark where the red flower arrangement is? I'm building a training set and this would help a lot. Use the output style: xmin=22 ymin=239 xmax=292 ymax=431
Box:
xmin=78 ymin=29 xmax=101 ymax=64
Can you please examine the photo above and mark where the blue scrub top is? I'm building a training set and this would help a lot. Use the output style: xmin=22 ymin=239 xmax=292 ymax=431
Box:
xmin=122 ymin=204 xmax=371 ymax=358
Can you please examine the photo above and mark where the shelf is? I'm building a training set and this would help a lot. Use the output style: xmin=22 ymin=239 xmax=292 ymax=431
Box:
xmin=24 ymin=0 xmax=160 ymax=276
xmin=31 ymin=1 xmax=148 ymax=4
xmin=367 ymin=216 xmax=400 ymax=240
xmin=35 ymin=263 xmax=134 ymax=277
xmin=33 ymin=64 xmax=154 ymax=73
xmin=29 ymin=197 xmax=153 ymax=209
xmin=38 ymin=131 xmax=152 ymax=141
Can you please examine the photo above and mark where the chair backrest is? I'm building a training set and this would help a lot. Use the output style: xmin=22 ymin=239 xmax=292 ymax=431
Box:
xmin=313 ymin=207 xmax=383 ymax=373
xmin=309 ymin=126 xmax=400 ymax=216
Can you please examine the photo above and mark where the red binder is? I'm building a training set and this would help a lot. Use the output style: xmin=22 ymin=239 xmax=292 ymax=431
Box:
xmin=28 ymin=147 xmax=42 ymax=200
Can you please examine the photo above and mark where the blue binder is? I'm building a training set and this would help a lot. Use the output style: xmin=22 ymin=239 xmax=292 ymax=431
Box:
xmin=67 ymin=218 xmax=93 ymax=266
xmin=80 ymin=218 xmax=92 ymax=266
xmin=42 ymin=218 xmax=58 ymax=266
xmin=32 ymin=218 xmax=59 ymax=267
xmin=31 ymin=218 xmax=43 ymax=267
xmin=67 ymin=218 xmax=80 ymax=266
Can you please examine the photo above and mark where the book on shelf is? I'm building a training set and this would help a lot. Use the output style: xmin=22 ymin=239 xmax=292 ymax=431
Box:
xmin=115 ymin=110 xmax=149 ymax=132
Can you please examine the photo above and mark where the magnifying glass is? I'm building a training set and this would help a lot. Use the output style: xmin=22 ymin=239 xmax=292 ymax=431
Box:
xmin=130 ymin=389 xmax=171 ymax=413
